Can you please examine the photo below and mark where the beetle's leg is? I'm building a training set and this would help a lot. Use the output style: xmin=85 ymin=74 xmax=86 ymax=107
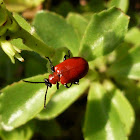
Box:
xmin=73 ymin=79 xmax=79 ymax=85
xmin=64 ymin=83 xmax=72 ymax=88
xmin=44 ymin=85 xmax=49 ymax=109
xmin=46 ymin=57 xmax=55 ymax=73
xmin=64 ymin=50 xmax=71 ymax=61
xmin=56 ymin=82 xmax=59 ymax=89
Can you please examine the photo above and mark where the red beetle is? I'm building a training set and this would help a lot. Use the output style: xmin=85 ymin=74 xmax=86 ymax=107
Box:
xmin=23 ymin=50 xmax=89 ymax=108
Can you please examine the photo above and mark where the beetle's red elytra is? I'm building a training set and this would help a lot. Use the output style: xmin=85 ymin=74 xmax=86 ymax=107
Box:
xmin=49 ymin=57 xmax=89 ymax=85
xmin=23 ymin=50 xmax=89 ymax=108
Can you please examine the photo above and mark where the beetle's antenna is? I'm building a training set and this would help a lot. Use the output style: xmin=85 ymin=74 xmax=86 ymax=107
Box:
xmin=23 ymin=80 xmax=45 ymax=84
xmin=46 ymin=57 xmax=52 ymax=65
xmin=64 ymin=50 xmax=71 ymax=61
xmin=45 ymin=57 xmax=55 ymax=72
xmin=44 ymin=85 xmax=49 ymax=109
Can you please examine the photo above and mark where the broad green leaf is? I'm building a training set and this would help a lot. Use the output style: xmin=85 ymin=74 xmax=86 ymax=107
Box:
xmin=67 ymin=13 xmax=88 ymax=40
xmin=0 ymin=121 xmax=34 ymax=140
xmin=33 ymin=11 xmax=80 ymax=55
xmin=83 ymin=82 xmax=127 ymax=140
xmin=9 ymin=13 xmax=55 ymax=59
xmin=107 ymin=45 xmax=140 ymax=80
xmin=108 ymin=0 xmax=129 ymax=13
xmin=125 ymin=27 xmax=140 ymax=46
xmin=13 ymin=13 xmax=32 ymax=33
xmin=82 ymin=13 xmax=93 ymax=21
xmin=36 ymin=78 xmax=89 ymax=120
xmin=11 ymin=13 xmax=39 ymax=51
xmin=0 ymin=74 xmax=57 ymax=130
xmin=103 ymin=80 xmax=135 ymax=135
xmin=112 ymin=90 xmax=135 ymax=135
xmin=79 ymin=7 xmax=129 ymax=61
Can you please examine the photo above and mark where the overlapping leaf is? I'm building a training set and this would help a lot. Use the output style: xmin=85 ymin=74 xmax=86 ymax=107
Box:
xmin=0 ymin=74 xmax=57 ymax=130
xmin=67 ymin=13 xmax=88 ymax=40
xmin=36 ymin=78 xmax=89 ymax=119
xmin=83 ymin=82 xmax=134 ymax=140
xmin=108 ymin=45 xmax=140 ymax=79
xmin=33 ymin=11 xmax=80 ymax=55
xmin=79 ymin=7 xmax=129 ymax=61
xmin=108 ymin=0 xmax=129 ymax=13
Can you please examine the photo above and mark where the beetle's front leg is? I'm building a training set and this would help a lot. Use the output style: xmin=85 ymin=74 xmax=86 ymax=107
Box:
xmin=56 ymin=82 xmax=59 ymax=89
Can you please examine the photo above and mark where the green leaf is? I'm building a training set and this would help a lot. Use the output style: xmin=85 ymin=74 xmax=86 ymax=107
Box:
xmin=103 ymin=80 xmax=135 ymax=135
xmin=79 ymin=7 xmax=129 ymax=61
xmin=83 ymin=82 xmax=128 ymax=140
xmin=0 ymin=74 xmax=57 ymax=130
xmin=112 ymin=90 xmax=135 ymax=135
xmin=13 ymin=13 xmax=32 ymax=33
xmin=108 ymin=0 xmax=129 ymax=13
xmin=107 ymin=45 xmax=140 ymax=80
xmin=9 ymin=13 xmax=56 ymax=59
xmin=11 ymin=13 xmax=39 ymax=51
xmin=125 ymin=27 xmax=140 ymax=46
xmin=82 ymin=12 xmax=93 ymax=21
xmin=67 ymin=13 xmax=88 ymax=40
xmin=33 ymin=11 xmax=80 ymax=55
xmin=0 ymin=121 xmax=34 ymax=140
xmin=36 ymin=78 xmax=89 ymax=119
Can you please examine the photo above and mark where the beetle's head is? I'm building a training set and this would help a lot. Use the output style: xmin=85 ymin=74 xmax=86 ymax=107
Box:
xmin=48 ymin=72 xmax=60 ymax=84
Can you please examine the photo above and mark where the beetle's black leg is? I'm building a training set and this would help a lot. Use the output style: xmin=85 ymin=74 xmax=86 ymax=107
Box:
xmin=56 ymin=82 xmax=59 ymax=89
xmin=23 ymin=78 xmax=52 ymax=109
xmin=64 ymin=50 xmax=71 ymax=61
xmin=73 ymin=79 xmax=79 ymax=85
xmin=44 ymin=85 xmax=49 ymax=109
xmin=46 ymin=57 xmax=55 ymax=73
xmin=64 ymin=83 xmax=72 ymax=88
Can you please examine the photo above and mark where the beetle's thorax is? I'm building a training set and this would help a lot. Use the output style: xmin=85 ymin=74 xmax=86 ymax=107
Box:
xmin=49 ymin=72 xmax=60 ymax=84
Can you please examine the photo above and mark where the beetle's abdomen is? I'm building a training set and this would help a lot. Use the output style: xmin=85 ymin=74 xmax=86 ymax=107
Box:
xmin=54 ymin=57 xmax=89 ymax=84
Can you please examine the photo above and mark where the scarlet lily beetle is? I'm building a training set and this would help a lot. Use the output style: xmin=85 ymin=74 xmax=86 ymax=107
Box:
xmin=23 ymin=50 xmax=89 ymax=108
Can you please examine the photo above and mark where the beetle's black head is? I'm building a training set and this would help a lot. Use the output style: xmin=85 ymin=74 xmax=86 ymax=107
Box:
xmin=44 ymin=78 xmax=52 ymax=87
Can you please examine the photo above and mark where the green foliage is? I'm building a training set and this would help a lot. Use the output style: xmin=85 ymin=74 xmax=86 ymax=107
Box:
xmin=37 ymin=78 xmax=89 ymax=120
xmin=0 ymin=0 xmax=140 ymax=139
xmin=108 ymin=0 xmax=129 ymax=13
xmin=83 ymin=82 xmax=131 ymax=140
xmin=33 ymin=11 xmax=80 ymax=56
xmin=108 ymin=45 xmax=140 ymax=79
xmin=79 ymin=7 xmax=129 ymax=61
